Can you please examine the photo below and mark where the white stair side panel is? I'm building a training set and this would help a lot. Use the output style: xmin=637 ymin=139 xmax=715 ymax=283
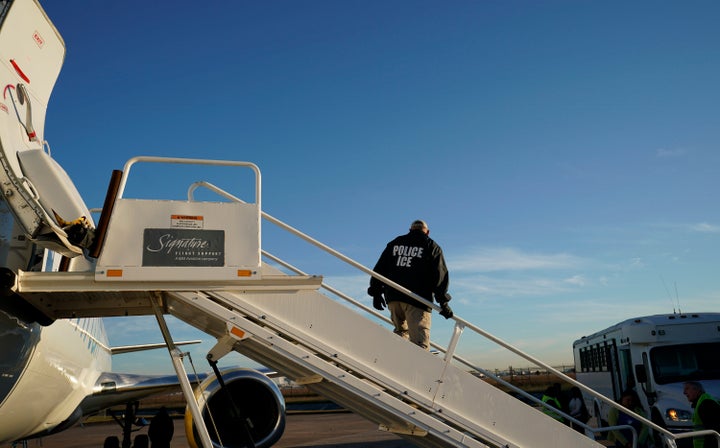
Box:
xmin=165 ymin=290 xmax=491 ymax=448
xmin=96 ymin=199 xmax=260 ymax=281
xmin=212 ymin=286 xmax=603 ymax=448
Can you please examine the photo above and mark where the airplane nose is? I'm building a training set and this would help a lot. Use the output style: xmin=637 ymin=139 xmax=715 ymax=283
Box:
xmin=0 ymin=309 xmax=41 ymax=405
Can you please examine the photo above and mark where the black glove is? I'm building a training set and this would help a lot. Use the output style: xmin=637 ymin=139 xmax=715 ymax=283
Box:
xmin=373 ymin=295 xmax=386 ymax=311
xmin=439 ymin=302 xmax=453 ymax=319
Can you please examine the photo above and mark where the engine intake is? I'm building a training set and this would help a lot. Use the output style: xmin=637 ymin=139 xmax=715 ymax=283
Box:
xmin=185 ymin=368 xmax=286 ymax=448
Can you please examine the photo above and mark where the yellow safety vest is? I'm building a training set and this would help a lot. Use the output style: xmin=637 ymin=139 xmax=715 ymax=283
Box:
xmin=541 ymin=395 xmax=564 ymax=421
xmin=693 ymin=393 xmax=720 ymax=448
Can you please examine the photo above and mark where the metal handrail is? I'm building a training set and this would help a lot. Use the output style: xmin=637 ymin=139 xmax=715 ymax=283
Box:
xmin=119 ymin=156 xmax=262 ymax=206
xmin=185 ymin=179 xmax=709 ymax=447
xmin=673 ymin=429 xmax=720 ymax=446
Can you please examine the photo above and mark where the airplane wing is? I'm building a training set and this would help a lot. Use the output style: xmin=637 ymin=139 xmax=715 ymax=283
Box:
xmin=78 ymin=371 xmax=207 ymax=417
xmin=110 ymin=340 xmax=202 ymax=355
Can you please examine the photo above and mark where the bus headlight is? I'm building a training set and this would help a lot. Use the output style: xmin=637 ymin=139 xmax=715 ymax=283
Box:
xmin=666 ymin=408 xmax=693 ymax=422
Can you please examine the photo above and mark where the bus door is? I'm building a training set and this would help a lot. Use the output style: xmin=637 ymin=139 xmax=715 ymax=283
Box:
xmin=618 ymin=347 xmax=635 ymax=391
xmin=606 ymin=340 xmax=622 ymax=400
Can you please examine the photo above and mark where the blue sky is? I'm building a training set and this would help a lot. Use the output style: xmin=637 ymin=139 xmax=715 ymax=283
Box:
xmin=37 ymin=1 xmax=720 ymax=374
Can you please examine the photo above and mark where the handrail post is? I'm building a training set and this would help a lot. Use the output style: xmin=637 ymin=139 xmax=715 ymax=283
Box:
xmin=150 ymin=294 xmax=214 ymax=448
xmin=444 ymin=322 xmax=465 ymax=363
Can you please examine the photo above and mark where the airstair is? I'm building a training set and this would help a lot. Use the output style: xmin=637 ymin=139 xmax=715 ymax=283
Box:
xmin=7 ymin=156 xmax=605 ymax=448
xmin=0 ymin=2 xmax=685 ymax=446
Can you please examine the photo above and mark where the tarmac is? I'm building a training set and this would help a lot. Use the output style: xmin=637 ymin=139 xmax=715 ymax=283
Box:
xmin=3 ymin=412 xmax=417 ymax=448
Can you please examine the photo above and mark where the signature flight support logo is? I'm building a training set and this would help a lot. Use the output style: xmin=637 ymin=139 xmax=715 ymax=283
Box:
xmin=142 ymin=228 xmax=225 ymax=267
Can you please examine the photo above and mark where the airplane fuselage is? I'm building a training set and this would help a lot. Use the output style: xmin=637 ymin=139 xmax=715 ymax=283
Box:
xmin=0 ymin=313 xmax=110 ymax=442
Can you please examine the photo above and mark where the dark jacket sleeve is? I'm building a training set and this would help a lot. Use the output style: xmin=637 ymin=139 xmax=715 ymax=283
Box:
xmin=368 ymin=243 xmax=392 ymax=296
xmin=431 ymin=243 xmax=451 ymax=304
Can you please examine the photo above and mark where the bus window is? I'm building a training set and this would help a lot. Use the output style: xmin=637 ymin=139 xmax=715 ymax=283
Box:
xmin=649 ymin=342 xmax=720 ymax=385
xmin=619 ymin=348 xmax=635 ymax=390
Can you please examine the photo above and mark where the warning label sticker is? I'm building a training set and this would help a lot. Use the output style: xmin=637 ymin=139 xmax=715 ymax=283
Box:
xmin=171 ymin=215 xmax=204 ymax=229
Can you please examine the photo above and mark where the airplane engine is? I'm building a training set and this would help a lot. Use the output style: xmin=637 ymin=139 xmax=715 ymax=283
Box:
xmin=184 ymin=368 xmax=286 ymax=448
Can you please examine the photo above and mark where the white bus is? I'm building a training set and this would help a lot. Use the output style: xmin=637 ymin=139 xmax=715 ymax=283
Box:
xmin=573 ymin=312 xmax=720 ymax=442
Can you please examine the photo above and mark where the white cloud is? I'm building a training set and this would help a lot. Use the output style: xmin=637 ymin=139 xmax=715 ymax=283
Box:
xmin=564 ymin=275 xmax=586 ymax=286
xmin=689 ymin=222 xmax=720 ymax=233
xmin=450 ymin=247 xmax=586 ymax=273
xmin=452 ymin=274 xmax=583 ymax=298
xmin=656 ymin=148 xmax=687 ymax=158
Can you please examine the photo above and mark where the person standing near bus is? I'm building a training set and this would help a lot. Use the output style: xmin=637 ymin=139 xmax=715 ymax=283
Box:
xmin=568 ymin=386 xmax=590 ymax=432
xmin=367 ymin=219 xmax=453 ymax=350
xmin=541 ymin=384 xmax=565 ymax=424
xmin=684 ymin=381 xmax=720 ymax=448
xmin=608 ymin=389 xmax=649 ymax=448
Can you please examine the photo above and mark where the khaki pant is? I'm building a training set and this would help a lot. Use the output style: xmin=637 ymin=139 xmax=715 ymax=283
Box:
xmin=388 ymin=301 xmax=431 ymax=350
